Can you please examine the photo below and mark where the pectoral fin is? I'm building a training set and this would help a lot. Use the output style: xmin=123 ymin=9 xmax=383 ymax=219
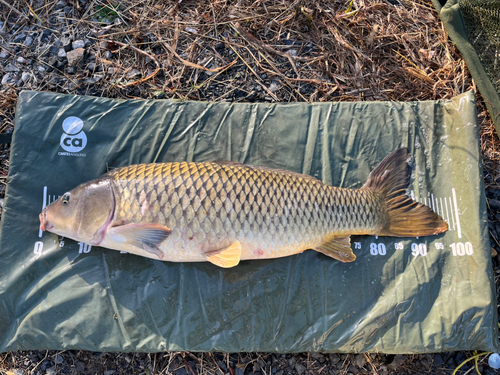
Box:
xmin=107 ymin=223 xmax=171 ymax=260
xmin=204 ymin=241 xmax=242 ymax=268
xmin=315 ymin=236 xmax=356 ymax=263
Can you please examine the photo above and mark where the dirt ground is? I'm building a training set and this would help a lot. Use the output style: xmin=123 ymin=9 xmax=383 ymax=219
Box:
xmin=1 ymin=0 xmax=500 ymax=374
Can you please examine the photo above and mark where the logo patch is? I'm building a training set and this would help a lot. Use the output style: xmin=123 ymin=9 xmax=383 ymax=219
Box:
xmin=58 ymin=116 xmax=87 ymax=156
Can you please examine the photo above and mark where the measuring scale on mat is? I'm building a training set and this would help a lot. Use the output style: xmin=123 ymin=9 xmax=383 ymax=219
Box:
xmin=34 ymin=183 xmax=475 ymax=261
xmin=353 ymin=185 xmax=474 ymax=262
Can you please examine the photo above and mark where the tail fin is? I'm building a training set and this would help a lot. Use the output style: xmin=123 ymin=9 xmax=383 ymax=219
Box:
xmin=363 ymin=148 xmax=448 ymax=237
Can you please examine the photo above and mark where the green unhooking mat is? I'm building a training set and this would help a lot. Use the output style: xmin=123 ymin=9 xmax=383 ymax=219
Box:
xmin=0 ymin=90 xmax=497 ymax=353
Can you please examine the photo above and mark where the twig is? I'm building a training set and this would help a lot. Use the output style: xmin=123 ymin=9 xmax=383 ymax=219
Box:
xmin=364 ymin=354 xmax=379 ymax=375
xmin=23 ymin=0 xmax=42 ymax=22
xmin=228 ymin=44 xmax=278 ymax=101
xmin=232 ymin=22 xmax=318 ymax=62
xmin=31 ymin=350 xmax=49 ymax=373
xmin=162 ymin=41 xmax=237 ymax=73
xmin=100 ymin=39 xmax=161 ymax=87
xmin=0 ymin=0 xmax=29 ymax=19
xmin=182 ymin=355 xmax=196 ymax=375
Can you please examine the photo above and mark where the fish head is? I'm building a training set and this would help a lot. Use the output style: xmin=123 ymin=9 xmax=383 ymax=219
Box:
xmin=39 ymin=177 xmax=115 ymax=245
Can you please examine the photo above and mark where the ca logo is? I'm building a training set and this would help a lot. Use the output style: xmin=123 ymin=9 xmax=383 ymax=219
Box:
xmin=60 ymin=117 xmax=87 ymax=153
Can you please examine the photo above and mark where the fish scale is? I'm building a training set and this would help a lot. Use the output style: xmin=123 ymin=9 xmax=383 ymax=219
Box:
xmin=108 ymin=162 xmax=383 ymax=261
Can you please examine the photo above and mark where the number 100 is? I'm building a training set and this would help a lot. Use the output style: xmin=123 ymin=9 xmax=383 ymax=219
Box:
xmin=449 ymin=242 xmax=473 ymax=256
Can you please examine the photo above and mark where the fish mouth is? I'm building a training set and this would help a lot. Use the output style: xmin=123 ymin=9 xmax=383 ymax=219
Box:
xmin=39 ymin=209 xmax=53 ymax=232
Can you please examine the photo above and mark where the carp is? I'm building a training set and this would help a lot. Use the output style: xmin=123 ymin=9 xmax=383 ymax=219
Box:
xmin=39 ymin=148 xmax=447 ymax=267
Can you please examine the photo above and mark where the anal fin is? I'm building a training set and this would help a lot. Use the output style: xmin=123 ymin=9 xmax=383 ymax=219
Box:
xmin=315 ymin=236 xmax=356 ymax=263
xmin=204 ymin=241 xmax=242 ymax=268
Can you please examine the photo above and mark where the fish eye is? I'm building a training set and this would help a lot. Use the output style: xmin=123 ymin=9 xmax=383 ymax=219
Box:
xmin=61 ymin=193 xmax=71 ymax=206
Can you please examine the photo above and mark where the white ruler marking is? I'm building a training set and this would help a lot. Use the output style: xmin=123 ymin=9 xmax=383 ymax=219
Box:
xmin=452 ymin=188 xmax=462 ymax=238
xmin=441 ymin=197 xmax=448 ymax=225
xmin=39 ymin=186 xmax=48 ymax=238
xmin=448 ymin=197 xmax=456 ymax=231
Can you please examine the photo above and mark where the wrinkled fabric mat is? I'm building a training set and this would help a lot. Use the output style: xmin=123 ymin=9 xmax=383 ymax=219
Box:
xmin=0 ymin=90 xmax=497 ymax=353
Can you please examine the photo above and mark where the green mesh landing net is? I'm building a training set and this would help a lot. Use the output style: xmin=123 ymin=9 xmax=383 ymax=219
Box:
xmin=433 ymin=0 xmax=500 ymax=132
xmin=460 ymin=0 xmax=500 ymax=98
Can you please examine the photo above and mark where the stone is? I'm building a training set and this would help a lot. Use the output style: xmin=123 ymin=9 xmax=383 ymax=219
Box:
xmin=329 ymin=354 xmax=340 ymax=365
xmin=217 ymin=361 xmax=228 ymax=372
xmin=46 ymin=366 xmax=57 ymax=375
xmin=311 ymin=353 xmax=324 ymax=360
xmin=126 ymin=68 xmax=141 ymax=79
xmin=67 ymin=66 xmax=76 ymax=74
xmin=13 ymin=33 xmax=26 ymax=43
xmin=49 ymin=56 xmax=58 ymax=67
xmin=87 ymin=62 xmax=96 ymax=71
xmin=0 ymin=51 xmax=8 ymax=58
xmin=489 ymin=198 xmax=500 ymax=211
xmin=40 ymin=359 xmax=51 ymax=371
xmin=55 ymin=60 xmax=66 ymax=69
xmin=72 ymin=39 xmax=85 ymax=49
xmin=49 ymin=46 xmax=59 ymax=53
xmin=99 ymin=41 xmax=108 ymax=49
xmin=37 ymin=65 xmax=46 ymax=72
xmin=76 ymin=361 xmax=85 ymax=372
xmin=387 ymin=355 xmax=406 ymax=371
xmin=64 ymin=6 xmax=72 ymax=14
xmin=55 ymin=0 xmax=66 ymax=10
xmin=294 ymin=364 xmax=306 ymax=375
xmin=67 ymin=47 xmax=84 ymax=66
xmin=21 ymin=72 xmax=30 ymax=82
xmin=355 ymin=354 xmax=366 ymax=368
xmin=433 ymin=354 xmax=444 ymax=367
xmin=4 ymin=63 xmax=19 ymax=72
xmin=61 ymin=36 xmax=72 ymax=51
xmin=42 ymin=29 xmax=51 ymax=37
xmin=235 ymin=368 xmax=245 ymax=375
xmin=58 ymin=48 xmax=67 ymax=58
xmin=24 ymin=36 xmax=34 ymax=46
xmin=17 ymin=56 xmax=26 ymax=64
xmin=2 ymin=74 xmax=15 ymax=85
xmin=104 ymin=371 xmax=116 ymax=375
xmin=55 ymin=354 xmax=64 ymax=364
xmin=175 ymin=368 xmax=187 ymax=375
xmin=347 ymin=365 xmax=358 ymax=374
xmin=104 ymin=50 xmax=112 ymax=59
xmin=288 ymin=357 xmax=296 ymax=367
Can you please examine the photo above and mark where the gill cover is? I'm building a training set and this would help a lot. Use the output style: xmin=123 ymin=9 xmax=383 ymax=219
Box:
xmin=43 ymin=177 xmax=115 ymax=245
